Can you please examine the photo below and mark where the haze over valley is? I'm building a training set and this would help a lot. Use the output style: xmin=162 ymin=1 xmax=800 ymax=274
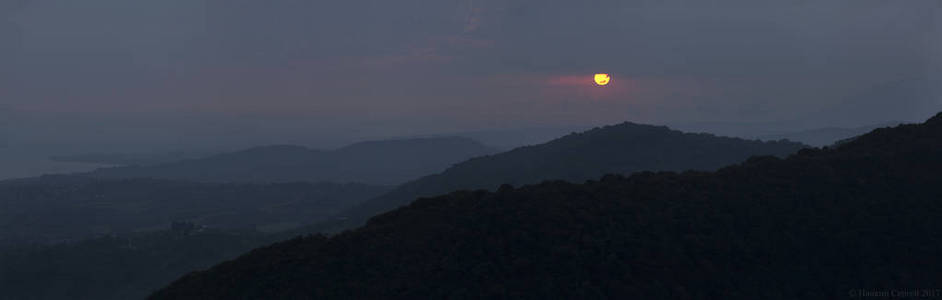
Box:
xmin=1 ymin=1 xmax=940 ymax=299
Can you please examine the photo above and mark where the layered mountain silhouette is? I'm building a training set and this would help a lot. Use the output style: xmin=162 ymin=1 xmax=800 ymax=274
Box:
xmin=324 ymin=122 xmax=806 ymax=232
xmin=0 ymin=121 xmax=805 ymax=300
xmin=154 ymin=113 xmax=941 ymax=299
xmin=86 ymin=137 xmax=496 ymax=186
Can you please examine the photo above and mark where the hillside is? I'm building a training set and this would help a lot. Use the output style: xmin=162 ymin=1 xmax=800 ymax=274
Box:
xmin=326 ymin=122 xmax=807 ymax=231
xmin=86 ymin=137 xmax=496 ymax=186
xmin=0 ymin=177 xmax=388 ymax=246
xmin=153 ymin=113 xmax=941 ymax=299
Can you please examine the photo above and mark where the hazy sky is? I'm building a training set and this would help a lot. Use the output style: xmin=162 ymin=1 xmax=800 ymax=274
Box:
xmin=2 ymin=0 xmax=940 ymax=152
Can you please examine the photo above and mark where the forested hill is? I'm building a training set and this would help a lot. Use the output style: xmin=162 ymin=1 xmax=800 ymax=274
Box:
xmin=85 ymin=137 xmax=496 ymax=186
xmin=153 ymin=114 xmax=942 ymax=299
xmin=326 ymin=122 xmax=807 ymax=232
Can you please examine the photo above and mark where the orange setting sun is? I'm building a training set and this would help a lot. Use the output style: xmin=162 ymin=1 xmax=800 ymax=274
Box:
xmin=594 ymin=73 xmax=611 ymax=86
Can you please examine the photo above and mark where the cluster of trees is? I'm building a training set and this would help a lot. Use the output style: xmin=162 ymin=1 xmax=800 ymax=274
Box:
xmin=0 ymin=177 xmax=388 ymax=246
xmin=153 ymin=113 xmax=942 ymax=299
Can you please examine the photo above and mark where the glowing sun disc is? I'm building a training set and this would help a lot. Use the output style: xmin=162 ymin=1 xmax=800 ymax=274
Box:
xmin=594 ymin=73 xmax=611 ymax=86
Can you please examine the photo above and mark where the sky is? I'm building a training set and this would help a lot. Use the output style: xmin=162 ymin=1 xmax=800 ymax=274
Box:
xmin=1 ymin=0 xmax=941 ymax=153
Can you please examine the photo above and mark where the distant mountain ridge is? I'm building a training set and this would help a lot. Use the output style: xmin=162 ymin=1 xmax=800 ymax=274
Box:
xmin=49 ymin=151 xmax=209 ymax=166
xmin=85 ymin=136 xmax=496 ymax=186
xmin=318 ymin=121 xmax=807 ymax=232
xmin=153 ymin=113 xmax=942 ymax=299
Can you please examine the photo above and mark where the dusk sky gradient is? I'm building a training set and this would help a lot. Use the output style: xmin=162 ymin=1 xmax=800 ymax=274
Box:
xmin=1 ymin=0 xmax=940 ymax=152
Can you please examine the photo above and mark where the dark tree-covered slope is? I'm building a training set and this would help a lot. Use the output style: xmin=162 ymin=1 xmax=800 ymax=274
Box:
xmin=152 ymin=114 xmax=942 ymax=299
xmin=0 ymin=177 xmax=388 ymax=246
xmin=326 ymin=123 xmax=806 ymax=232
xmin=86 ymin=137 xmax=496 ymax=186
